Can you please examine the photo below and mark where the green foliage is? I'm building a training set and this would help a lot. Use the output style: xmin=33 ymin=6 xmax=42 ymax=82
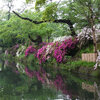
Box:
xmin=17 ymin=53 xmax=25 ymax=61
xmin=26 ymin=0 xmax=31 ymax=3
xmin=0 ymin=16 xmax=26 ymax=48
xmin=26 ymin=54 xmax=40 ymax=70
xmin=71 ymin=0 xmax=99 ymax=28
xmin=27 ymin=54 xmax=35 ymax=64
xmin=42 ymin=3 xmax=57 ymax=20
xmin=35 ymin=0 xmax=47 ymax=10
xmin=57 ymin=0 xmax=100 ymax=30
xmin=0 ymin=10 xmax=8 ymax=21
xmin=0 ymin=0 xmax=99 ymax=50
xmin=61 ymin=60 xmax=95 ymax=70
xmin=44 ymin=57 xmax=58 ymax=67
xmin=91 ymin=70 xmax=100 ymax=77
xmin=26 ymin=0 xmax=34 ymax=3
xmin=81 ymin=45 xmax=94 ymax=53
xmin=0 ymin=9 xmax=72 ymax=48
xmin=76 ymin=44 xmax=94 ymax=57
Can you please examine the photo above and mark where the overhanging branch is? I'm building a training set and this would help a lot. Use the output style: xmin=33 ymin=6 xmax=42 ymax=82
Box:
xmin=13 ymin=11 xmax=76 ymax=36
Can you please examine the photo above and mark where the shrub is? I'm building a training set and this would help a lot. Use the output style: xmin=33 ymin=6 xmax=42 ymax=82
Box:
xmin=36 ymin=37 xmax=79 ymax=64
xmin=25 ymin=46 xmax=36 ymax=56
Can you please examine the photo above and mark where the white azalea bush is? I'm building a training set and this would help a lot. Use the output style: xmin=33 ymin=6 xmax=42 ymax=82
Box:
xmin=77 ymin=28 xmax=93 ymax=48
xmin=53 ymin=36 xmax=72 ymax=43
xmin=94 ymin=50 xmax=100 ymax=70
xmin=53 ymin=27 xmax=100 ymax=50
xmin=77 ymin=27 xmax=100 ymax=48
xmin=16 ymin=45 xmax=26 ymax=57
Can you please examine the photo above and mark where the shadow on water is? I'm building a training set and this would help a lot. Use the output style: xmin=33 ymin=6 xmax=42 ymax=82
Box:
xmin=0 ymin=58 xmax=100 ymax=100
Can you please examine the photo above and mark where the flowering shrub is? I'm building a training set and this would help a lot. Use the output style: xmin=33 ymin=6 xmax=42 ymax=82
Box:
xmin=24 ymin=38 xmax=78 ymax=64
xmin=77 ymin=27 xmax=100 ymax=48
xmin=37 ymin=43 xmax=54 ymax=64
xmin=54 ymin=38 xmax=78 ymax=62
xmin=25 ymin=46 xmax=36 ymax=56
xmin=38 ymin=42 xmax=47 ymax=48
xmin=36 ymin=37 xmax=78 ymax=64
xmin=94 ymin=50 xmax=100 ymax=70
xmin=36 ymin=46 xmax=47 ymax=64
xmin=54 ymin=48 xmax=65 ymax=62
xmin=53 ymin=36 xmax=72 ymax=42
xmin=77 ymin=28 xmax=93 ymax=48
xmin=5 ymin=44 xmax=19 ymax=56
xmin=16 ymin=45 xmax=26 ymax=57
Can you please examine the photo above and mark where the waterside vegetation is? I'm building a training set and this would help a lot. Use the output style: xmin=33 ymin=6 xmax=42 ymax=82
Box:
xmin=0 ymin=0 xmax=100 ymax=77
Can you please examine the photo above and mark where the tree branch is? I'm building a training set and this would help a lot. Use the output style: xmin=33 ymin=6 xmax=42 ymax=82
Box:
xmin=28 ymin=34 xmax=42 ymax=45
xmin=13 ymin=11 xmax=76 ymax=36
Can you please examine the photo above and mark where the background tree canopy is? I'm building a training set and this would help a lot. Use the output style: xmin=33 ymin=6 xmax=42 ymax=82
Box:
xmin=0 ymin=0 xmax=99 ymax=48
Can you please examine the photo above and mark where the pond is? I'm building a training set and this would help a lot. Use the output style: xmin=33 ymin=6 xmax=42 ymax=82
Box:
xmin=0 ymin=58 xmax=100 ymax=100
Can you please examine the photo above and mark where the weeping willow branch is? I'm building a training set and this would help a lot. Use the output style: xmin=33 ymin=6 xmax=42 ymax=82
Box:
xmin=13 ymin=11 xmax=76 ymax=36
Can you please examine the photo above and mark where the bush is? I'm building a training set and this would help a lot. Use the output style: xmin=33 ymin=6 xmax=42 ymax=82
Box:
xmin=36 ymin=37 xmax=79 ymax=64
xmin=25 ymin=46 xmax=36 ymax=56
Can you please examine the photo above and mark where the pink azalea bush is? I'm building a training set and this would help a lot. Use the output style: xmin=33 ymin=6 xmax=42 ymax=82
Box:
xmin=25 ymin=46 xmax=36 ymax=56
xmin=36 ymin=37 xmax=78 ymax=64
xmin=36 ymin=42 xmax=54 ymax=64
xmin=5 ymin=44 xmax=19 ymax=56
xmin=24 ymin=38 xmax=78 ymax=64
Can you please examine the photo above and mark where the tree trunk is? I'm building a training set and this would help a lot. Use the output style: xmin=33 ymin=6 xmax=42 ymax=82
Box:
xmin=92 ymin=26 xmax=97 ymax=53
xmin=89 ymin=7 xmax=97 ymax=53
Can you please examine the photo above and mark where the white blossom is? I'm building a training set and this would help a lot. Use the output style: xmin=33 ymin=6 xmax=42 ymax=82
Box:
xmin=16 ymin=45 xmax=25 ymax=57
xmin=77 ymin=27 xmax=100 ymax=48
xmin=53 ymin=36 xmax=72 ymax=43
xmin=94 ymin=50 xmax=100 ymax=70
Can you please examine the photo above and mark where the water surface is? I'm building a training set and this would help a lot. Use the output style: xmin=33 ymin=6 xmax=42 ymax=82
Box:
xmin=0 ymin=59 xmax=100 ymax=100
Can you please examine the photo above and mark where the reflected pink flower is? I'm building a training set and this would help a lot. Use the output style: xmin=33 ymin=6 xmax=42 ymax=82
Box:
xmin=25 ymin=67 xmax=34 ymax=78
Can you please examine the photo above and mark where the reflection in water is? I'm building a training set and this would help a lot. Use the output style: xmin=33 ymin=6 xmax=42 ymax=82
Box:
xmin=0 ymin=59 xmax=100 ymax=100
xmin=82 ymin=82 xmax=95 ymax=93
xmin=94 ymin=82 xmax=100 ymax=100
xmin=24 ymin=66 xmax=72 ymax=99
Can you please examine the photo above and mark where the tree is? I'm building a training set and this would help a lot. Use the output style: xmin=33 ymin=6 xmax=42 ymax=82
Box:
xmin=68 ymin=0 xmax=100 ymax=52
xmin=0 ymin=15 xmax=26 ymax=48
xmin=3 ymin=0 xmax=14 ymax=20
xmin=13 ymin=0 xmax=76 ymax=36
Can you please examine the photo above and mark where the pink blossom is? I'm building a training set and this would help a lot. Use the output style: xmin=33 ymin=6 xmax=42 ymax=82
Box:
xmin=36 ymin=37 xmax=78 ymax=64
xmin=25 ymin=46 xmax=36 ymax=56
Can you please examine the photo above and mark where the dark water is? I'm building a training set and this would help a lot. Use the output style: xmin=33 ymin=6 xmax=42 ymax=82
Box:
xmin=0 ymin=59 xmax=100 ymax=100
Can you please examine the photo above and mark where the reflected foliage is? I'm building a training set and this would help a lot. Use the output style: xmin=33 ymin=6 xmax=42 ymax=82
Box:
xmin=0 ymin=59 xmax=100 ymax=100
